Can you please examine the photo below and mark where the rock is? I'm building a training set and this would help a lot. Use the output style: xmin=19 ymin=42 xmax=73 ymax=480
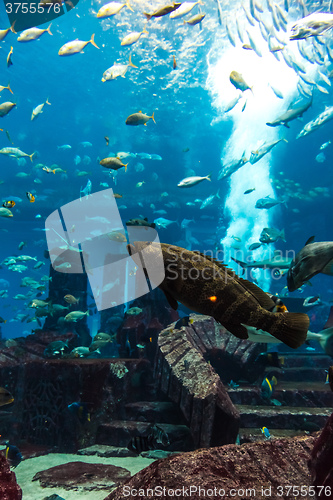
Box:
xmin=105 ymin=435 xmax=316 ymax=500
xmin=140 ymin=450 xmax=179 ymax=459
xmin=78 ymin=445 xmax=137 ymax=458
xmin=308 ymin=368 xmax=333 ymax=491
xmin=32 ymin=461 xmax=131 ymax=491
xmin=155 ymin=314 xmax=240 ymax=447
xmin=14 ymin=443 xmax=50 ymax=461
xmin=0 ymin=451 xmax=22 ymax=500
xmin=309 ymin=416 xmax=333 ymax=491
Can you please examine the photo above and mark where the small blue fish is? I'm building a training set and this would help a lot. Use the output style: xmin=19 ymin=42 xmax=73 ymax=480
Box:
xmin=325 ymin=370 xmax=329 ymax=384
xmin=68 ymin=402 xmax=90 ymax=424
xmin=261 ymin=427 xmax=271 ymax=439
xmin=174 ymin=316 xmax=194 ymax=329
xmin=5 ymin=442 xmax=23 ymax=468
xmin=261 ymin=376 xmax=277 ymax=400
xmin=125 ymin=334 xmax=136 ymax=357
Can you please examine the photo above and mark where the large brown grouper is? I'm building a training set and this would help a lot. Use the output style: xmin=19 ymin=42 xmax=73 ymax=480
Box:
xmin=127 ymin=242 xmax=309 ymax=349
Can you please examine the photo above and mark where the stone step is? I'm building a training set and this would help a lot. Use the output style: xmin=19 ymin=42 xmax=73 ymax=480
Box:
xmin=228 ymin=381 xmax=333 ymax=407
xmin=237 ymin=405 xmax=332 ymax=430
xmin=239 ymin=427 xmax=309 ymax=443
xmin=276 ymin=367 xmax=327 ymax=382
xmin=124 ymin=401 xmax=187 ymax=425
xmin=96 ymin=420 xmax=194 ymax=451
xmin=281 ymin=353 xmax=332 ymax=369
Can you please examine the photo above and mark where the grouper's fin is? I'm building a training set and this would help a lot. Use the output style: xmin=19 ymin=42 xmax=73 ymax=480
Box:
xmin=218 ymin=321 xmax=249 ymax=339
xmin=162 ymin=289 xmax=178 ymax=310
xmin=238 ymin=278 xmax=276 ymax=310
xmin=269 ymin=312 xmax=309 ymax=349
xmin=196 ymin=252 xmax=236 ymax=277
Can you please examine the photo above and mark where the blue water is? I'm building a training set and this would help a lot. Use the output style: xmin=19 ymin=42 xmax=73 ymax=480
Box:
xmin=0 ymin=0 xmax=332 ymax=339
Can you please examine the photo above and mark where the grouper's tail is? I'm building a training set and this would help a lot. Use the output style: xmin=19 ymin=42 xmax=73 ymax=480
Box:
xmin=269 ymin=312 xmax=309 ymax=349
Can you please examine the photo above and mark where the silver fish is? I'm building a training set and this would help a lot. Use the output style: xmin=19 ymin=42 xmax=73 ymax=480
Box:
xmin=177 ymin=174 xmax=211 ymax=187
xmin=250 ymin=138 xmax=287 ymax=164
xmin=232 ymin=252 xmax=292 ymax=272
xmin=290 ymin=13 xmax=333 ymax=40
xmin=255 ymin=195 xmax=284 ymax=209
xmin=226 ymin=20 xmax=236 ymax=47
xmin=218 ymin=152 xmax=248 ymax=180
xmin=266 ymin=98 xmax=312 ymax=128
xmin=269 ymin=83 xmax=283 ymax=99
xmin=246 ymin=29 xmax=262 ymax=57
xmin=259 ymin=227 xmax=286 ymax=244
xmin=297 ymin=105 xmax=333 ymax=139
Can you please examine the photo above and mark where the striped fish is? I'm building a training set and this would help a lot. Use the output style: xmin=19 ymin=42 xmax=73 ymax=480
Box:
xmin=127 ymin=425 xmax=170 ymax=454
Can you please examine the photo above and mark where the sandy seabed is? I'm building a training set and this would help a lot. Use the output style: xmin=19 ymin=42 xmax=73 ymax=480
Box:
xmin=13 ymin=452 xmax=154 ymax=500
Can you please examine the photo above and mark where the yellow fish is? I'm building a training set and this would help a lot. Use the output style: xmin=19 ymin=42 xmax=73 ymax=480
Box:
xmin=97 ymin=1 xmax=133 ymax=18
xmin=58 ymin=34 xmax=99 ymax=56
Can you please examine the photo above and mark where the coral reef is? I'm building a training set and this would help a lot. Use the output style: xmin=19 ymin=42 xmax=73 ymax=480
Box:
xmin=109 ymin=361 xmax=129 ymax=379
xmin=0 ymin=451 xmax=22 ymax=500
xmin=308 ymin=366 xmax=333 ymax=492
